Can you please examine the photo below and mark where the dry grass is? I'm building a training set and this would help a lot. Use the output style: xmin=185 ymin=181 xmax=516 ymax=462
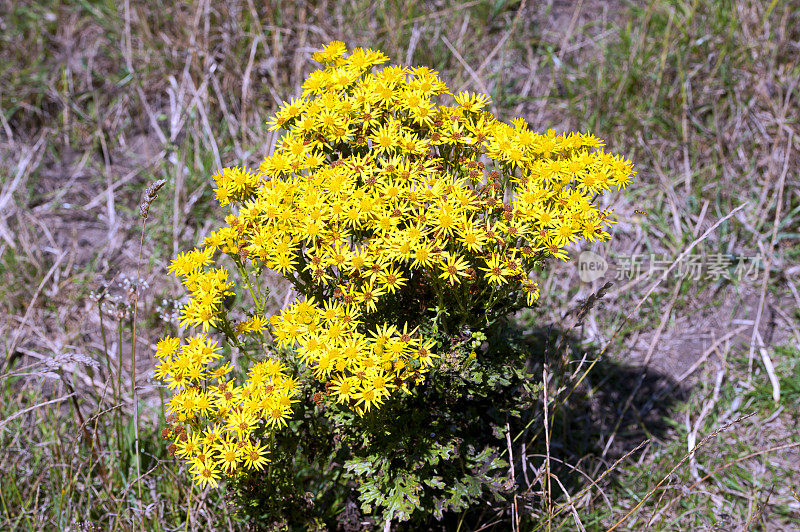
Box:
xmin=0 ymin=0 xmax=798 ymax=529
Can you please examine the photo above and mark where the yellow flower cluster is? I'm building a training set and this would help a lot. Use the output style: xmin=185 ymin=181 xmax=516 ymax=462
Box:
xmin=157 ymin=41 xmax=634 ymax=488
xmin=156 ymin=333 xmax=298 ymax=487
xmin=166 ymin=247 xmax=233 ymax=332
xmin=273 ymin=297 xmax=436 ymax=414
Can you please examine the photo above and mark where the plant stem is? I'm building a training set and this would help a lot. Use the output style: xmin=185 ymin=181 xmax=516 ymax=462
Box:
xmin=130 ymin=220 xmax=145 ymax=532
xmin=237 ymin=261 xmax=263 ymax=315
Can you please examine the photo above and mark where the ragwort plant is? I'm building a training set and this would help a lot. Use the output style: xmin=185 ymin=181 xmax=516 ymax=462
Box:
xmin=155 ymin=42 xmax=634 ymax=526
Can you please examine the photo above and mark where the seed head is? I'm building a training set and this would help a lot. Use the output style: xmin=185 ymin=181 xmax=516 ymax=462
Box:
xmin=139 ymin=179 xmax=166 ymax=219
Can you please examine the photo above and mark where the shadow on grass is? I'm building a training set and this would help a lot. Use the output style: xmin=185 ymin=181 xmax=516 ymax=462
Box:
xmin=429 ymin=323 xmax=691 ymax=531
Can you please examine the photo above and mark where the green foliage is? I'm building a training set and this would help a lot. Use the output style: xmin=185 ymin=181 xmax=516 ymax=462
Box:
xmin=231 ymin=305 xmax=549 ymax=528
xmin=741 ymin=345 xmax=800 ymax=412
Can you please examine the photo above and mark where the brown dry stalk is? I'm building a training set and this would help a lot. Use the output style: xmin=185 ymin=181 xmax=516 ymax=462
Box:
xmin=131 ymin=179 xmax=165 ymax=530
xmin=605 ymin=412 xmax=755 ymax=532
xmin=655 ymin=440 xmax=800 ymax=520
xmin=533 ymin=439 xmax=651 ymax=531
xmin=60 ymin=375 xmax=109 ymax=482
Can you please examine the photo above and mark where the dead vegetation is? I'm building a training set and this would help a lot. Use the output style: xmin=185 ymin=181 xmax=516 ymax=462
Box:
xmin=0 ymin=0 xmax=798 ymax=529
